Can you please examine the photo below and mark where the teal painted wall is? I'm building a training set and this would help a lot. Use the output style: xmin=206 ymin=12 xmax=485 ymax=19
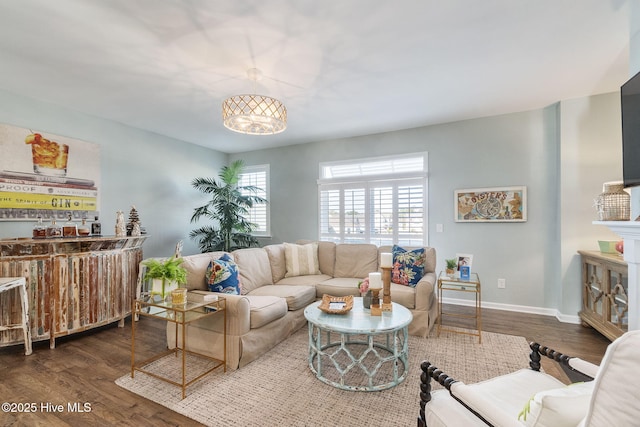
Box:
xmin=0 ymin=90 xmax=228 ymax=257
xmin=232 ymin=93 xmax=622 ymax=317
xmin=0 ymin=88 xmax=624 ymax=318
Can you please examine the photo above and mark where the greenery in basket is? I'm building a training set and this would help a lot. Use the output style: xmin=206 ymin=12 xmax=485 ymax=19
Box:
xmin=190 ymin=160 xmax=267 ymax=253
xmin=142 ymin=256 xmax=188 ymax=286
xmin=445 ymin=258 xmax=458 ymax=270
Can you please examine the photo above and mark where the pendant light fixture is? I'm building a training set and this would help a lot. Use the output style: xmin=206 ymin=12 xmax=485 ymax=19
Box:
xmin=222 ymin=68 xmax=287 ymax=135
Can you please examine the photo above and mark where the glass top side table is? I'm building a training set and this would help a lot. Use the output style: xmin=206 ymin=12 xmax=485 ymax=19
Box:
xmin=131 ymin=296 xmax=227 ymax=399
xmin=437 ymin=271 xmax=482 ymax=343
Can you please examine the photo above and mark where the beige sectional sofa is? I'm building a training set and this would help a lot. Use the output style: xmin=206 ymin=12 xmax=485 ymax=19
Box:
xmin=165 ymin=242 xmax=437 ymax=370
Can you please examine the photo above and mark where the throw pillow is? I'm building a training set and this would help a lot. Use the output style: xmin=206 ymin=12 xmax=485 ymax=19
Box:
xmin=284 ymin=242 xmax=321 ymax=277
xmin=391 ymin=245 xmax=425 ymax=287
xmin=205 ymin=253 xmax=241 ymax=295
xmin=518 ymin=381 xmax=594 ymax=427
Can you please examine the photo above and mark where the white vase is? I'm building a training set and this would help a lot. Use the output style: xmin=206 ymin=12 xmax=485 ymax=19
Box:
xmin=151 ymin=278 xmax=179 ymax=301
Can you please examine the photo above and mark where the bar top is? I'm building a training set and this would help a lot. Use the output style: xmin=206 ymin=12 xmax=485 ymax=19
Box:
xmin=0 ymin=235 xmax=148 ymax=257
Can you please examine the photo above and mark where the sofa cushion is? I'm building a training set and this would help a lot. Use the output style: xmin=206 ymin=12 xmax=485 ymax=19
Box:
xmin=284 ymin=242 xmax=321 ymax=277
xmin=233 ymin=248 xmax=274 ymax=295
xmin=181 ymin=252 xmax=231 ymax=291
xmin=205 ymin=253 xmax=241 ymax=295
xmin=248 ymin=285 xmax=316 ymax=311
xmin=315 ymin=277 xmax=361 ymax=298
xmin=333 ymin=244 xmax=378 ymax=278
xmin=276 ymin=274 xmax=333 ymax=287
xmin=264 ymin=244 xmax=286 ymax=283
xmin=245 ymin=295 xmax=288 ymax=329
xmin=392 ymin=245 xmax=425 ymax=287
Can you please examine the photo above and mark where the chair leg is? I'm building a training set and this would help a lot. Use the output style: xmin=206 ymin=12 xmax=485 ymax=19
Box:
xmin=19 ymin=284 xmax=32 ymax=356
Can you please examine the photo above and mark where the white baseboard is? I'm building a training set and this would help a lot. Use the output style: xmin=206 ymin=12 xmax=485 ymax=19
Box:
xmin=441 ymin=297 xmax=582 ymax=325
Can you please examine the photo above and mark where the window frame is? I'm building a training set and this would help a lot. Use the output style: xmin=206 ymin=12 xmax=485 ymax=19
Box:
xmin=317 ymin=153 xmax=428 ymax=246
xmin=238 ymin=164 xmax=270 ymax=237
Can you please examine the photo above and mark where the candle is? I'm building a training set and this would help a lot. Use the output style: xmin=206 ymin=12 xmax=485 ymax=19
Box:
xmin=369 ymin=272 xmax=382 ymax=289
xmin=381 ymin=252 xmax=392 ymax=268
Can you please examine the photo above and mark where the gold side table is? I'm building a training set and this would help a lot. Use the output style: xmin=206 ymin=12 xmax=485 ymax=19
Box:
xmin=131 ymin=296 xmax=226 ymax=399
xmin=437 ymin=271 xmax=482 ymax=343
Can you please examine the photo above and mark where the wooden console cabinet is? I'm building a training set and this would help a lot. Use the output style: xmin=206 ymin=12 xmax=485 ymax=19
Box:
xmin=0 ymin=235 xmax=147 ymax=349
xmin=578 ymin=250 xmax=628 ymax=341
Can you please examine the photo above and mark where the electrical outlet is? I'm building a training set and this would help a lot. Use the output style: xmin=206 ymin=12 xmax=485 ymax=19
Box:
xmin=498 ymin=278 xmax=506 ymax=289
xmin=436 ymin=224 xmax=443 ymax=233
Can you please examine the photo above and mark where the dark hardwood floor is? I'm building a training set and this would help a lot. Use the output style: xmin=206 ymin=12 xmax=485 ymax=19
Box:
xmin=0 ymin=305 xmax=611 ymax=426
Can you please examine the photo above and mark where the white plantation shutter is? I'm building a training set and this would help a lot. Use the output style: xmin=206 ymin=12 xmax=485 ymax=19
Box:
xmin=239 ymin=164 xmax=269 ymax=236
xmin=318 ymin=154 xmax=428 ymax=245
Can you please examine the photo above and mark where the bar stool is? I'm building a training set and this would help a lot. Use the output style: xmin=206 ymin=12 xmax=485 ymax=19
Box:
xmin=0 ymin=277 xmax=33 ymax=355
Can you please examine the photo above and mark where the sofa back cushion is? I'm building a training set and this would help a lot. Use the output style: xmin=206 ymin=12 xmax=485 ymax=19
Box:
xmin=232 ymin=248 xmax=274 ymax=295
xmin=263 ymin=244 xmax=287 ymax=283
xmin=284 ymin=242 xmax=321 ymax=277
xmin=334 ymin=243 xmax=378 ymax=278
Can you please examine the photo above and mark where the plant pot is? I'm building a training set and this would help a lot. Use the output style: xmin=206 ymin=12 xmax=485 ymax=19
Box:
xmin=446 ymin=268 xmax=455 ymax=276
xmin=362 ymin=290 xmax=372 ymax=309
xmin=151 ymin=278 xmax=179 ymax=302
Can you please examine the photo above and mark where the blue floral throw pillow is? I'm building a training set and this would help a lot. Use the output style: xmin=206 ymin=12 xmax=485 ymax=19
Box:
xmin=205 ymin=253 xmax=241 ymax=295
xmin=391 ymin=245 xmax=425 ymax=287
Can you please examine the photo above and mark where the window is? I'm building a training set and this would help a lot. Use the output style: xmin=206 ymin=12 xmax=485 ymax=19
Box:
xmin=318 ymin=153 xmax=428 ymax=246
xmin=239 ymin=164 xmax=270 ymax=236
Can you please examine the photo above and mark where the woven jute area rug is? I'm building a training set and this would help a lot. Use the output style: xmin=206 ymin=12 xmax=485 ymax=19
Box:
xmin=116 ymin=326 xmax=531 ymax=426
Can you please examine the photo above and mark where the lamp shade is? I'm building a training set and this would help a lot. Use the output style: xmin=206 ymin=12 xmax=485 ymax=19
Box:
xmin=222 ymin=94 xmax=287 ymax=135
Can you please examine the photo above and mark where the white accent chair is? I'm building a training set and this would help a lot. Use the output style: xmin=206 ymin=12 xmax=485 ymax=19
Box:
xmin=418 ymin=330 xmax=640 ymax=427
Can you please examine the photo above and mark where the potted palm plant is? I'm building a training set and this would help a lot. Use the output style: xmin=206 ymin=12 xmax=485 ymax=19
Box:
xmin=190 ymin=160 xmax=267 ymax=253
xmin=143 ymin=256 xmax=188 ymax=301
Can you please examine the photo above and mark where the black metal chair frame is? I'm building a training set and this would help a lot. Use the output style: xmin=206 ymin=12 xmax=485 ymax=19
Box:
xmin=417 ymin=342 xmax=595 ymax=427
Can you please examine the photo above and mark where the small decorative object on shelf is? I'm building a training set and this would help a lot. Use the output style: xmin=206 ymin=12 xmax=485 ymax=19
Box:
xmin=445 ymin=258 xmax=457 ymax=277
xmin=127 ymin=205 xmax=141 ymax=236
xmin=46 ymin=219 xmax=62 ymax=238
xmin=115 ymin=210 xmax=126 ymax=237
xmin=132 ymin=222 xmax=141 ymax=237
xmin=32 ymin=216 xmax=46 ymax=238
xmin=91 ymin=216 xmax=101 ymax=236
xmin=317 ymin=294 xmax=354 ymax=314
xmin=171 ymin=288 xmax=187 ymax=305
xmin=460 ymin=265 xmax=471 ymax=280
xmin=62 ymin=213 xmax=78 ymax=237
xmin=380 ymin=252 xmax=393 ymax=312
xmin=78 ymin=217 xmax=91 ymax=236
xmin=368 ymin=272 xmax=383 ymax=315
xmin=594 ymin=181 xmax=630 ymax=221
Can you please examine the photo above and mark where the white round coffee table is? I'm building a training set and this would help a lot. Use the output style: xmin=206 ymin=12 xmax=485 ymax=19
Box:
xmin=303 ymin=297 xmax=412 ymax=391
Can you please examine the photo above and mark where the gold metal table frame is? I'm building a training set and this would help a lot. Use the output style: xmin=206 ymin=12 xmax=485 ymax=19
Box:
xmin=437 ymin=271 xmax=482 ymax=343
xmin=131 ymin=296 xmax=226 ymax=399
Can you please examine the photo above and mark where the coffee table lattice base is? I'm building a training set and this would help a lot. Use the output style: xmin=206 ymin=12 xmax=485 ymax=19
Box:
xmin=307 ymin=323 xmax=409 ymax=391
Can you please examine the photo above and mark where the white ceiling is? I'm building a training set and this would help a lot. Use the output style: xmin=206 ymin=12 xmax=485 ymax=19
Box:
xmin=0 ymin=0 xmax=631 ymax=153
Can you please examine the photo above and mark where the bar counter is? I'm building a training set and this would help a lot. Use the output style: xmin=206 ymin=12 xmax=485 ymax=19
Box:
xmin=0 ymin=235 xmax=147 ymax=349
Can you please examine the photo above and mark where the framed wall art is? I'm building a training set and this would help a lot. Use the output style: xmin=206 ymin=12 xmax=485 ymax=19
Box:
xmin=0 ymin=123 xmax=100 ymax=221
xmin=454 ymin=186 xmax=526 ymax=222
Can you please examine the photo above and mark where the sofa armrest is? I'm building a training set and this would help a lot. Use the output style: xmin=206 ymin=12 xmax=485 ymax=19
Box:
xmin=219 ymin=294 xmax=251 ymax=336
xmin=568 ymin=358 xmax=599 ymax=379
xmin=414 ymin=271 xmax=436 ymax=311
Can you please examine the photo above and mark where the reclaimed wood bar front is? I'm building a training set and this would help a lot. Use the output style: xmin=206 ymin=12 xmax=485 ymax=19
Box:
xmin=0 ymin=235 xmax=147 ymax=349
